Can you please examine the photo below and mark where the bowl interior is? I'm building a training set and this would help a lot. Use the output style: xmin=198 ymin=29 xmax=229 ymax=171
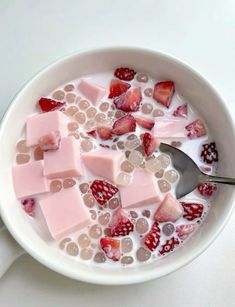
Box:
xmin=0 ymin=47 xmax=235 ymax=285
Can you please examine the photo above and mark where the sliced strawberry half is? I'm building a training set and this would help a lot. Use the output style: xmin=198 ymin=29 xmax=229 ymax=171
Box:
xmin=38 ymin=97 xmax=65 ymax=112
xmin=100 ymin=237 xmax=120 ymax=261
xmin=135 ymin=115 xmax=155 ymax=130
xmin=113 ymin=87 xmax=142 ymax=112
xmin=87 ymin=130 xmax=97 ymax=139
xmin=90 ymin=180 xmax=119 ymax=206
xmin=21 ymin=198 xmax=35 ymax=217
xmin=176 ymin=224 xmax=196 ymax=240
xmin=153 ymin=81 xmax=175 ymax=108
xmin=142 ymin=132 xmax=158 ymax=156
xmin=181 ymin=202 xmax=204 ymax=221
xmin=159 ymin=237 xmax=180 ymax=255
xmin=114 ymin=67 xmax=136 ymax=81
xmin=112 ymin=114 xmax=136 ymax=136
xmin=197 ymin=182 xmax=217 ymax=197
xmin=173 ymin=104 xmax=188 ymax=117
xmin=144 ymin=222 xmax=161 ymax=251
xmin=185 ymin=119 xmax=206 ymax=139
xmin=110 ymin=209 xmax=134 ymax=237
xmin=108 ymin=79 xmax=131 ymax=98
xmin=200 ymin=142 xmax=218 ymax=164
xmin=97 ymin=126 xmax=112 ymax=140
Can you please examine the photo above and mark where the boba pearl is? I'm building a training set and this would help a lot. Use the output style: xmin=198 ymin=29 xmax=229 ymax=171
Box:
xmin=121 ymin=160 xmax=134 ymax=173
xmin=130 ymin=211 xmax=138 ymax=219
xmin=157 ymin=154 xmax=171 ymax=168
xmin=50 ymin=180 xmax=62 ymax=193
xmin=127 ymin=134 xmax=137 ymax=140
xmin=16 ymin=140 xmax=29 ymax=153
xmin=155 ymin=169 xmax=164 ymax=178
xmin=91 ymin=243 xmax=97 ymax=249
xmin=59 ymin=237 xmax=72 ymax=250
xmin=34 ymin=146 xmax=43 ymax=161
xmin=158 ymin=179 xmax=171 ymax=192
xmin=53 ymin=90 xmax=65 ymax=100
xmin=90 ymin=210 xmax=97 ymax=220
xmin=125 ymin=138 xmax=140 ymax=150
xmin=152 ymin=109 xmax=164 ymax=117
xmin=99 ymin=102 xmax=109 ymax=112
xmin=98 ymin=212 xmax=111 ymax=225
xmin=141 ymin=103 xmax=153 ymax=114
xmin=144 ymin=88 xmax=153 ymax=97
xmin=136 ymin=218 xmax=149 ymax=234
xmin=142 ymin=209 xmax=151 ymax=218
xmin=80 ymin=248 xmax=93 ymax=260
xmin=125 ymin=150 xmax=131 ymax=158
xmin=128 ymin=150 xmax=144 ymax=166
xmin=89 ymin=224 xmax=102 ymax=239
xmin=116 ymin=172 xmax=132 ymax=186
xmin=135 ymin=145 xmax=145 ymax=155
xmin=107 ymin=111 xmax=114 ymax=118
xmin=109 ymin=197 xmax=120 ymax=210
xmin=171 ymin=141 xmax=182 ymax=148
xmin=74 ymin=112 xmax=86 ymax=124
xmin=136 ymin=247 xmax=151 ymax=262
xmin=115 ymin=110 xmax=125 ymax=118
xmin=66 ymin=242 xmax=79 ymax=256
xmin=86 ymin=107 xmax=97 ymax=118
xmin=78 ymin=100 xmax=90 ymax=110
xmin=63 ymin=178 xmax=76 ymax=189
xmin=64 ymin=84 xmax=74 ymax=92
xmin=66 ymin=93 xmax=76 ymax=103
xmin=136 ymin=72 xmax=148 ymax=83
xmin=111 ymin=144 xmax=117 ymax=150
xmin=117 ymin=141 xmax=125 ymax=150
xmin=67 ymin=122 xmax=79 ymax=131
xmin=121 ymin=256 xmax=134 ymax=265
xmin=94 ymin=252 xmax=106 ymax=263
xmin=78 ymin=233 xmax=91 ymax=248
xmin=104 ymin=228 xmax=112 ymax=236
xmin=79 ymin=183 xmax=89 ymax=194
xmin=65 ymin=106 xmax=78 ymax=116
xmin=145 ymin=158 xmax=161 ymax=173
xmin=68 ymin=132 xmax=80 ymax=139
xmin=83 ymin=193 xmax=96 ymax=208
xmin=165 ymin=170 xmax=179 ymax=183
xmin=16 ymin=154 xmax=30 ymax=164
xmin=162 ymin=223 xmax=175 ymax=236
xmin=95 ymin=113 xmax=106 ymax=123
xmin=121 ymin=237 xmax=133 ymax=253
xmin=81 ymin=139 xmax=93 ymax=152
xmin=84 ymin=120 xmax=96 ymax=131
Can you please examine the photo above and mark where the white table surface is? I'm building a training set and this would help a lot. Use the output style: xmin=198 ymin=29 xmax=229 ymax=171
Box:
xmin=1 ymin=0 xmax=235 ymax=306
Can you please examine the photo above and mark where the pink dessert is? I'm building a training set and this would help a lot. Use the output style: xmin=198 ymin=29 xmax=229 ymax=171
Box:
xmin=12 ymin=67 xmax=219 ymax=266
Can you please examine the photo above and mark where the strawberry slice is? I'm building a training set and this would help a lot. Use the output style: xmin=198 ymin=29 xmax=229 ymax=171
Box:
xmin=197 ymin=182 xmax=217 ymax=197
xmin=200 ymin=142 xmax=218 ymax=164
xmin=90 ymin=180 xmax=119 ymax=206
xmin=110 ymin=209 xmax=134 ymax=237
xmin=153 ymin=81 xmax=175 ymax=108
xmin=142 ymin=132 xmax=158 ymax=156
xmin=159 ymin=237 xmax=180 ymax=255
xmin=185 ymin=119 xmax=206 ymax=139
xmin=144 ymin=222 xmax=161 ymax=251
xmin=108 ymin=79 xmax=131 ymax=98
xmin=97 ymin=126 xmax=112 ymax=140
xmin=38 ymin=131 xmax=61 ymax=151
xmin=173 ymin=104 xmax=188 ymax=117
xmin=100 ymin=237 xmax=120 ymax=261
xmin=114 ymin=67 xmax=136 ymax=81
xmin=181 ymin=202 xmax=204 ymax=221
xmin=176 ymin=224 xmax=196 ymax=240
xmin=135 ymin=115 xmax=155 ymax=130
xmin=112 ymin=114 xmax=136 ymax=136
xmin=113 ymin=87 xmax=142 ymax=112
xmin=21 ymin=198 xmax=35 ymax=217
xmin=87 ymin=130 xmax=97 ymax=139
xmin=38 ymin=97 xmax=65 ymax=112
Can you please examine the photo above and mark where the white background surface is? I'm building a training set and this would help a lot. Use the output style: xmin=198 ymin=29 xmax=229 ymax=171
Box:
xmin=0 ymin=0 xmax=235 ymax=306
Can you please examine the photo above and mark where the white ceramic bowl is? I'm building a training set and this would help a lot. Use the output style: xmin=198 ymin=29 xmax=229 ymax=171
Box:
xmin=0 ymin=47 xmax=235 ymax=285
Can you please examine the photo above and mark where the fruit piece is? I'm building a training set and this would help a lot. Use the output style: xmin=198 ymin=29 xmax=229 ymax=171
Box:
xmin=114 ymin=67 xmax=136 ymax=81
xmin=135 ymin=115 xmax=155 ymax=130
xmin=185 ymin=119 xmax=206 ymax=139
xmin=159 ymin=237 xmax=180 ymax=255
xmin=38 ymin=97 xmax=65 ymax=112
xmin=197 ymin=182 xmax=217 ymax=197
xmin=154 ymin=193 xmax=183 ymax=223
xmin=21 ymin=198 xmax=35 ymax=217
xmin=97 ymin=126 xmax=112 ymax=140
xmin=87 ymin=130 xmax=97 ymax=139
xmin=38 ymin=131 xmax=61 ymax=151
xmin=90 ymin=180 xmax=119 ymax=206
xmin=200 ymin=142 xmax=218 ymax=164
xmin=100 ymin=237 xmax=120 ymax=261
xmin=142 ymin=132 xmax=158 ymax=156
xmin=110 ymin=209 xmax=134 ymax=237
xmin=153 ymin=81 xmax=175 ymax=108
xmin=173 ymin=104 xmax=187 ymax=117
xmin=181 ymin=202 xmax=204 ymax=221
xmin=112 ymin=114 xmax=136 ymax=136
xmin=113 ymin=87 xmax=142 ymax=112
xmin=108 ymin=79 xmax=131 ymax=98
xmin=144 ymin=222 xmax=161 ymax=251
xmin=176 ymin=224 xmax=196 ymax=239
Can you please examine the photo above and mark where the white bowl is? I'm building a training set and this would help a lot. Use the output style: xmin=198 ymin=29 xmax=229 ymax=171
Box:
xmin=0 ymin=47 xmax=235 ymax=285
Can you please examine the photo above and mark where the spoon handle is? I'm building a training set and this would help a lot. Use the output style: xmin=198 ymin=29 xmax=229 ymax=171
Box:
xmin=200 ymin=173 xmax=235 ymax=185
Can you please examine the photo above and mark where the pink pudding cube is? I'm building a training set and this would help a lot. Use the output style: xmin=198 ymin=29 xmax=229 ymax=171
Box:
xmin=26 ymin=110 xmax=67 ymax=147
xmin=44 ymin=136 xmax=83 ymax=179
xmin=153 ymin=118 xmax=187 ymax=139
xmin=39 ymin=186 xmax=91 ymax=240
xmin=119 ymin=168 xmax=163 ymax=209
xmin=12 ymin=160 xmax=49 ymax=198
xmin=77 ymin=78 xmax=107 ymax=105
xmin=154 ymin=193 xmax=183 ymax=222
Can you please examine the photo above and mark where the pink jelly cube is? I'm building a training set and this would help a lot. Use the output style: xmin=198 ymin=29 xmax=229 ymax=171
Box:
xmin=77 ymin=78 xmax=107 ymax=105
xmin=12 ymin=160 xmax=49 ymax=198
xmin=154 ymin=193 xmax=183 ymax=222
xmin=153 ymin=118 xmax=187 ymax=139
xmin=44 ymin=136 xmax=83 ymax=179
xmin=119 ymin=168 xmax=163 ymax=209
xmin=26 ymin=110 xmax=67 ymax=147
xmin=39 ymin=186 xmax=91 ymax=240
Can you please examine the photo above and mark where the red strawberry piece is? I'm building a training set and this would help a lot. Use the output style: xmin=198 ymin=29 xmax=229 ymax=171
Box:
xmin=90 ymin=180 xmax=119 ymax=206
xmin=97 ymin=126 xmax=112 ymax=140
xmin=87 ymin=130 xmax=97 ymax=139
xmin=38 ymin=130 xmax=61 ymax=151
xmin=113 ymin=87 xmax=142 ymax=112
xmin=197 ymin=182 xmax=217 ymax=197
xmin=142 ymin=132 xmax=158 ymax=156
xmin=110 ymin=209 xmax=134 ymax=237
xmin=38 ymin=97 xmax=65 ymax=112
xmin=159 ymin=237 xmax=180 ymax=255
xmin=173 ymin=104 xmax=188 ymax=117
xmin=114 ymin=67 xmax=136 ymax=81
xmin=181 ymin=202 xmax=204 ymax=221
xmin=108 ymin=79 xmax=131 ymax=98
xmin=185 ymin=119 xmax=206 ymax=139
xmin=135 ymin=115 xmax=155 ymax=130
xmin=176 ymin=224 xmax=196 ymax=240
xmin=112 ymin=114 xmax=136 ymax=136
xmin=153 ymin=81 xmax=175 ymax=108
xmin=100 ymin=237 xmax=120 ymax=261
xmin=144 ymin=222 xmax=161 ymax=251
xmin=200 ymin=142 xmax=218 ymax=164
xmin=21 ymin=198 xmax=35 ymax=217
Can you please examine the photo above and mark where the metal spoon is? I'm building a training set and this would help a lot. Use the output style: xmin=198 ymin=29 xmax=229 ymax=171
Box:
xmin=159 ymin=142 xmax=235 ymax=199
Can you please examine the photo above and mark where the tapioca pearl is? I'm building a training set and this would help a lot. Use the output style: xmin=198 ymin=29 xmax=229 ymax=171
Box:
xmin=65 ymin=106 xmax=78 ymax=116
xmin=136 ymin=218 xmax=149 ymax=234
xmin=64 ymin=84 xmax=74 ymax=92
xmin=128 ymin=150 xmax=144 ymax=166
xmin=79 ymin=182 xmax=89 ymax=194
xmin=111 ymin=144 xmax=117 ymax=150
xmin=78 ymin=99 xmax=90 ymax=110
xmin=125 ymin=150 xmax=131 ymax=158
xmin=171 ymin=141 xmax=182 ymax=148
xmin=81 ymin=139 xmax=93 ymax=152
xmin=68 ymin=132 xmax=80 ymax=139
xmin=157 ymin=154 xmax=171 ymax=168
xmin=50 ymin=180 xmax=62 ymax=193
xmin=65 ymin=93 xmax=76 ymax=104
xmin=34 ymin=146 xmax=43 ymax=161
xmin=80 ymin=248 xmax=93 ymax=260
xmin=152 ymin=109 xmax=164 ymax=117
xmin=74 ymin=111 xmax=86 ymax=124
xmin=84 ymin=120 xmax=96 ymax=131
xmin=136 ymin=72 xmax=148 ymax=83
xmin=94 ymin=252 xmax=106 ymax=263
xmin=63 ymin=178 xmax=76 ymax=189
xmin=109 ymin=197 xmax=120 ymax=210
xmin=89 ymin=224 xmax=102 ymax=239
xmin=125 ymin=138 xmax=140 ymax=150
xmin=99 ymin=102 xmax=109 ymax=112
xmin=136 ymin=247 xmax=151 ymax=262
xmin=107 ymin=110 xmax=114 ymax=118
xmin=162 ymin=223 xmax=175 ymax=236
xmin=135 ymin=145 xmax=145 ymax=156
xmin=16 ymin=140 xmax=29 ymax=153
xmin=155 ymin=169 xmax=164 ymax=178
xmin=144 ymin=88 xmax=153 ymax=97
xmin=91 ymin=243 xmax=97 ymax=249
xmin=67 ymin=122 xmax=79 ymax=131
xmin=115 ymin=110 xmax=125 ymax=119
xmin=66 ymin=242 xmax=79 ymax=256
xmin=95 ymin=113 xmax=106 ymax=123
xmin=59 ymin=237 xmax=72 ymax=250
xmin=145 ymin=158 xmax=161 ymax=173
xmin=121 ymin=160 xmax=134 ymax=173
xmin=86 ymin=107 xmax=97 ymax=118
xmin=141 ymin=103 xmax=153 ymax=114
xmin=121 ymin=256 xmax=134 ymax=265
xmin=117 ymin=141 xmax=125 ymax=150
xmin=158 ymin=179 xmax=171 ymax=192
xmin=83 ymin=193 xmax=96 ymax=208
xmin=98 ymin=212 xmax=111 ymax=225
xmin=90 ymin=209 xmax=97 ymax=220
xmin=53 ymin=90 xmax=65 ymax=100
xmin=130 ymin=211 xmax=138 ymax=218
xmin=16 ymin=154 xmax=30 ymax=164
xmin=116 ymin=172 xmax=132 ymax=186
xmin=164 ymin=170 xmax=179 ymax=183
xmin=142 ymin=209 xmax=151 ymax=218
xmin=78 ymin=233 xmax=91 ymax=248
xmin=121 ymin=237 xmax=133 ymax=253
